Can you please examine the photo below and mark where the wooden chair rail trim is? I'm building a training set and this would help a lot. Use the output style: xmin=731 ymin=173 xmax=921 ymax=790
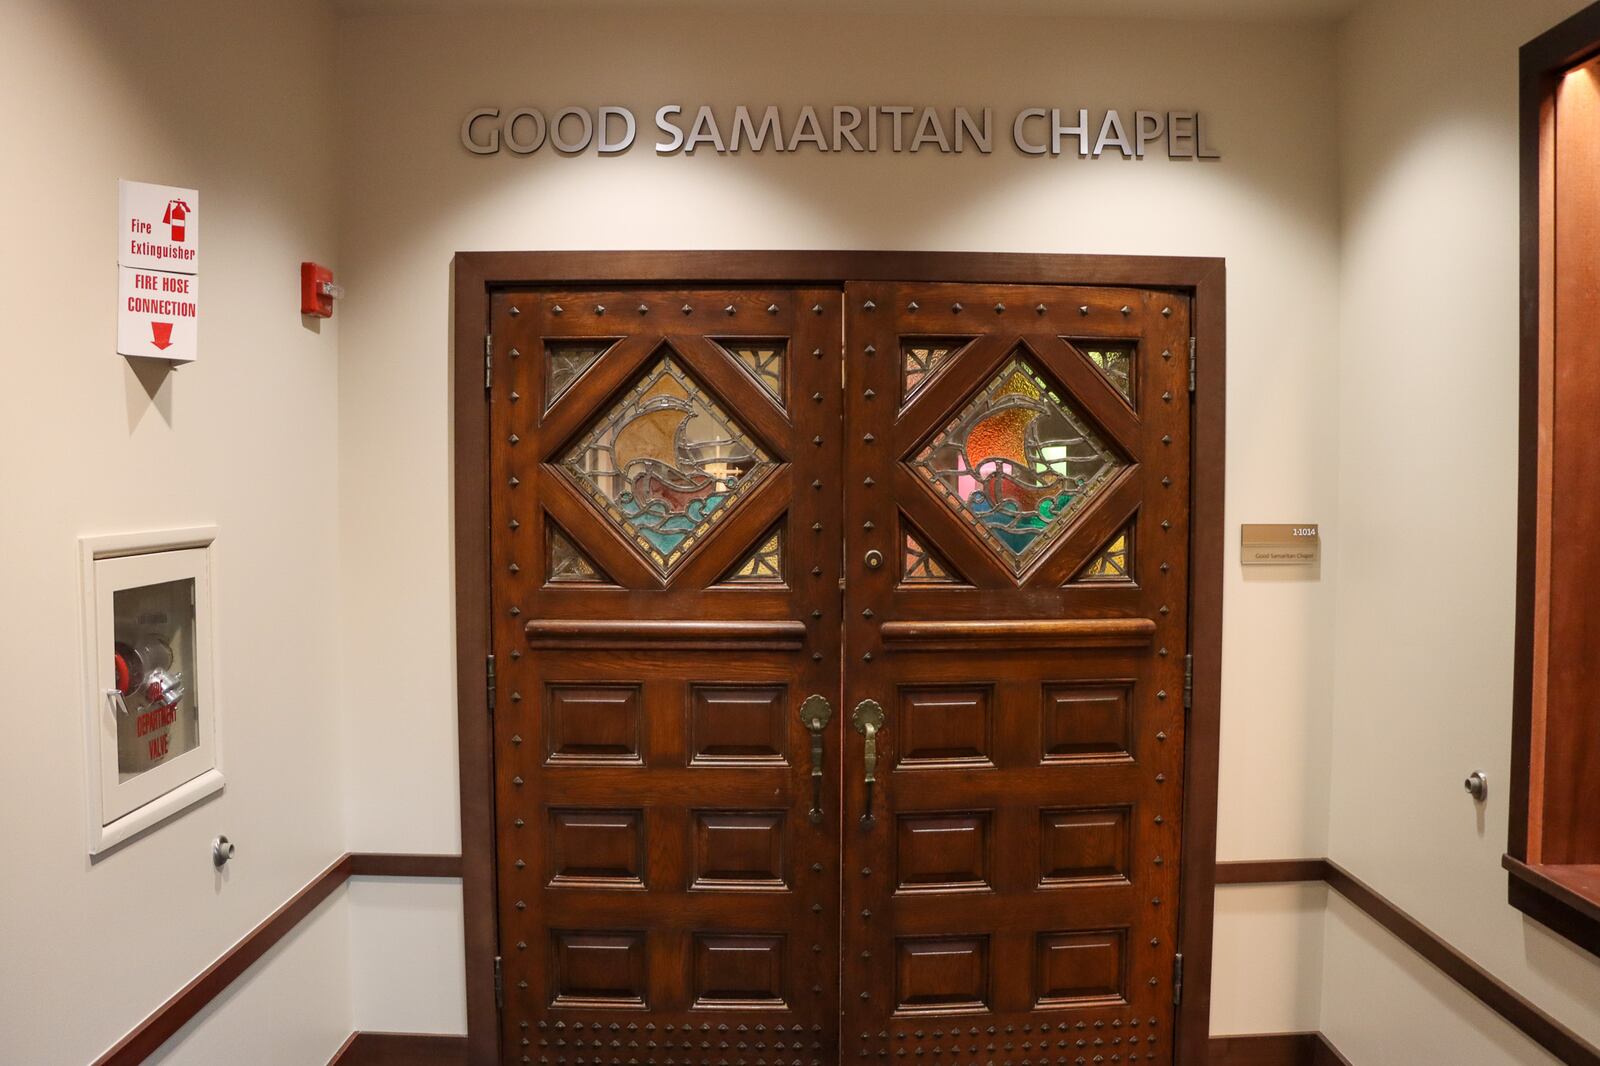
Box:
xmin=523 ymin=618 xmax=808 ymax=649
xmin=878 ymin=617 xmax=1157 ymax=649
xmin=92 ymin=853 xmax=462 ymax=1066
xmin=1219 ymin=857 xmax=1600 ymax=1066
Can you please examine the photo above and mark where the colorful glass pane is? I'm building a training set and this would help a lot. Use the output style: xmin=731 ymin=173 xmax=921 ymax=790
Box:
xmin=902 ymin=339 xmax=968 ymax=400
xmin=717 ymin=341 xmax=787 ymax=405
xmin=1076 ymin=525 xmax=1132 ymax=583
xmin=903 ymin=530 xmax=957 ymax=585
xmin=906 ymin=356 xmax=1124 ymax=574
xmin=545 ymin=339 xmax=617 ymax=410
xmin=559 ymin=355 xmax=775 ymax=574
xmin=723 ymin=527 xmax=784 ymax=584
xmin=1077 ymin=342 xmax=1135 ymax=403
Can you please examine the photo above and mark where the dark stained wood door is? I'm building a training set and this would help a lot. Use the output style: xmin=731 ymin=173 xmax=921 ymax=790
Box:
xmin=487 ymin=279 xmax=1194 ymax=1066
xmin=840 ymin=283 xmax=1191 ymax=1066
xmin=488 ymin=288 xmax=844 ymax=1065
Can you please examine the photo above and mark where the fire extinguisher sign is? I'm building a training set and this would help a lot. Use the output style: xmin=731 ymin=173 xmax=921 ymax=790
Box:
xmin=117 ymin=179 xmax=200 ymax=363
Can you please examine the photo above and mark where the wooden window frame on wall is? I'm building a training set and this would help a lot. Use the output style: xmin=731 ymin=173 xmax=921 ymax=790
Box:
xmin=1509 ymin=4 xmax=1600 ymax=959
xmin=451 ymin=251 xmax=1226 ymax=1066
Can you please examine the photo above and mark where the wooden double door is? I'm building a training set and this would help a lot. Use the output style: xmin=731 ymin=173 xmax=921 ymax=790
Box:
xmin=487 ymin=281 xmax=1192 ymax=1066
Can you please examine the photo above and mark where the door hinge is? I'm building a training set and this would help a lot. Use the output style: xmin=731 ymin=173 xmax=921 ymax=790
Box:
xmin=486 ymin=653 xmax=497 ymax=715
xmin=494 ymin=954 xmax=503 ymax=1010
xmin=1172 ymin=953 xmax=1184 ymax=1006
xmin=1183 ymin=653 xmax=1193 ymax=709
xmin=1188 ymin=337 xmax=1196 ymax=393
xmin=484 ymin=333 xmax=493 ymax=392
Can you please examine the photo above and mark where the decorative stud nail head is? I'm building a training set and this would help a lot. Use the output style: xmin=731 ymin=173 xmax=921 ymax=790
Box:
xmin=509 ymin=390 xmax=520 ymax=403
xmin=994 ymin=302 xmax=1005 ymax=313
xmin=1036 ymin=303 xmax=1048 ymax=314
xmin=509 ymin=518 xmax=520 ymax=529
xmin=865 ymin=344 xmax=876 ymax=355
xmin=863 ymin=433 xmax=875 ymax=443
xmin=1120 ymin=305 xmax=1132 ymax=315
xmin=908 ymin=301 xmax=920 ymax=311
xmin=863 ymin=476 xmax=875 ymax=487
xmin=1080 ymin=305 xmax=1090 ymax=315
xmin=508 ymin=433 xmax=520 ymax=445
xmin=951 ymin=302 xmax=963 ymax=313
xmin=681 ymin=303 xmax=693 ymax=314
xmin=767 ymin=303 xmax=780 ymax=314
xmin=813 ymin=435 xmax=824 ymax=446
xmin=864 ymin=388 xmax=876 ymax=399
xmin=509 ymin=306 xmax=521 ymax=316
xmin=863 ymin=299 xmax=876 ymax=311
xmin=813 ymin=303 xmax=824 ymax=314
xmin=1162 ymin=306 xmax=1173 ymax=317
xmin=813 ymin=391 xmax=823 ymax=402
xmin=508 ymin=348 xmax=518 ymax=358
xmin=725 ymin=304 xmax=736 ymax=315
xmin=637 ymin=303 xmax=649 ymax=314
xmin=594 ymin=304 xmax=605 ymax=315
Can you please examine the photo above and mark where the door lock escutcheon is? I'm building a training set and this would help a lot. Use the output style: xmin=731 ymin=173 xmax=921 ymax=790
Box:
xmin=799 ymin=695 xmax=834 ymax=823
xmin=863 ymin=549 xmax=884 ymax=570
xmin=850 ymin=699 xmax=886 ymax=823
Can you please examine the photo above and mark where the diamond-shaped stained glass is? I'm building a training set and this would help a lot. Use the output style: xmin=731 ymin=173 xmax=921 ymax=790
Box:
xmin=559 ymin=355 xmax=776 ymax=574
xmin=906 ymin=355 xmax=1125 ymax=574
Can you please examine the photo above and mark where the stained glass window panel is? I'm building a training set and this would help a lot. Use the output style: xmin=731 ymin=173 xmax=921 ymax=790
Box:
xmin=902 ymin=339 xmax=969 ymax=401
xmin=1075 ymin=342 xmax=1135 ymax=404
xmin=903 ymin=530 xmax=957 ymax=585
xmin=545 ymin=340 xmax=617 ymax=410
xmin=559 ymin=355 xmax=776 ymax=574
xmin=1076 ymin=524 xmax=1133 ymax=583
xmin=906 ymin=356 xmax=1125 ymax=574
xmin=549 ymin=526 xmax=605 ymax=584
xmin=716 ymin=341 xmax=787 ymax=406
xmin=723 ymin=527 xmax=784 ymax=584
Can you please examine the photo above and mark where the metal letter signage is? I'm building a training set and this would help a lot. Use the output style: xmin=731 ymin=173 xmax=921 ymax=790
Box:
xmin=117 ymin=179 xmax=200 ymax=363
xmin=461 ymin=105 xmax=1221 ymax=160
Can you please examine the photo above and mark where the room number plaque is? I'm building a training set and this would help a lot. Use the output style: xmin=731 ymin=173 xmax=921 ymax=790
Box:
xmin=1241 ymin=523 xmax=1320 ymax=565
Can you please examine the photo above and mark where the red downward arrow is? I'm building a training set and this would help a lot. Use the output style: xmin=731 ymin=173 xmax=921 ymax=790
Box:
xmin=151 ymin=322 xmax=174 ymax=350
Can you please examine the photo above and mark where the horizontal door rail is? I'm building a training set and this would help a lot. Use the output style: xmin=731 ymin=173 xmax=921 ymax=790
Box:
xmin=879 ymin=617 xmax=1156 ymax=650
xmin=523 ymin=618 xmax=808 ymax=650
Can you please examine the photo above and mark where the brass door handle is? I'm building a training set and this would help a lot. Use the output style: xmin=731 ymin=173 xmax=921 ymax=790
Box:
xmin=799 ymin=695 xmax=834 ymax=823
xmin=851 ymin=699 xmax=886 ymax=823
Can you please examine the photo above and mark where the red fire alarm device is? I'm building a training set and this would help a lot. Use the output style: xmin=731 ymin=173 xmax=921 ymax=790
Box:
xmin=300 ymin=262 xmax=342 ymax=318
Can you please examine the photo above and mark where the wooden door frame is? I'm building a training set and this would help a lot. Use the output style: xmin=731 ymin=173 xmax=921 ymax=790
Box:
xmin=451 ymin=251 xmax=1226 ymax=1066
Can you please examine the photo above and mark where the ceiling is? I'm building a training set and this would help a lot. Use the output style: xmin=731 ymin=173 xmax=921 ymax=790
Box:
xmin=333 ymin=0 xmax=1362 ymax=21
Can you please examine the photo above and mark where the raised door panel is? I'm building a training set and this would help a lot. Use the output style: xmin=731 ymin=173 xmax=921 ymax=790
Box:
xmin=490 ymin=289 xmax=842 ymax=1065
xmin=843 ymin=282 xmax=1190 ymax=1065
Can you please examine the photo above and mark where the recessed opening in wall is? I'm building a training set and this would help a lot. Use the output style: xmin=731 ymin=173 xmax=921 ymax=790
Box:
xmin=1508 ymin=2 xmax=1600 ymax=958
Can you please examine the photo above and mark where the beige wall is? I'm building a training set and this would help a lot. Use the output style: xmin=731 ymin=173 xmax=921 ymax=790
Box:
xmin=1326 ymin=0 xmax=1600 ymax=1056
xmin=0 ymin=2 xmax=351 ymax=1063
xmin=333 ymin=5 xmax=1343 ymax=1033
